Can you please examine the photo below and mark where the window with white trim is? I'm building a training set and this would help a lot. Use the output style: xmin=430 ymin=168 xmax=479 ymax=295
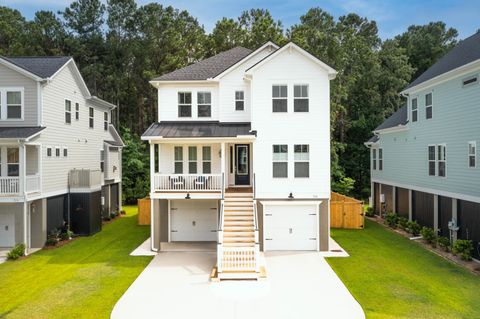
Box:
xmin=372 ymin=148 xmax=377 ymax=170
xmin=411 ymin=97 xmax=418 ymax=122
xmin=47 ymin=147 xmax=52 ymax=157
xmin=235 ymin=91 xmax=244 ymax=111
xmin=7 ymin=148 xmax=19 ymax=176
xmin=75 ymin=103 xmax=79 ymax=120
xmin=174 ymin=146 xmax=183 ymax=174
xmin=428 ymin=145 xmax=436 ymax=176
xmin=55 ymin=147 xmax=60 ymax=157
xmin=468 ymin=141 xmax=476 ymax=168
xmin=89 ymin=107 xmax=94 ymax=128
xmin=425 ymin=93 xmax=432 ymax=119
xmin=65 ymin=99 xmax=72 ymax=124
xmin=197 ymin=92 xmax=211 ymax=117
xmin=272 ymin=85 xmax=287 ymax=112
xmin=294 ymin=144 xmax=309 ymax=177
xmin=202 ymin=146 xmax=211 ymax=174
xmin=437 ymin=144 xmax=446 ymax=177
xmin=294 ymin=85 xmax=309 ymax=112
xmin=378 ymin=148 xmax=383 ymax=171
xmin=0 ymin=88 xmax=23 ymax=120
xmin=178 ymin=92 xmax=192 ymax=117
xmin=63 ymin=147 xmax=68 ymax=157
xmin=188 ymin=146 xmax=197 ymax=174
xmin=272 ymin=145 xmax=288 ymax=178
xmin=100 ymin=149 xmax=105 ymax=172
xmin=104 ymin=112 xmax=108 ymax=131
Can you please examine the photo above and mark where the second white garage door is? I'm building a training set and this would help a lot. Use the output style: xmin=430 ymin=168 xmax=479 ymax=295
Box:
xmin=170 ymin=200 xmax=218 ymax=241
xmin=264 ymin=204 xmax=318 ymax=251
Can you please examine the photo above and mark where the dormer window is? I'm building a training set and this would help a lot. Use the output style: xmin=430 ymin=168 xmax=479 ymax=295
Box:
xmin=411 ymin=98 xmax=418 ymax=122
xmin=425 ymin=93 xmax=432 ymax=119
xmin=0 ymin=88 xmax=23 ymax=120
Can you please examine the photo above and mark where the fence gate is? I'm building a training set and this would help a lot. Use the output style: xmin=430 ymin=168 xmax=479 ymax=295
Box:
xmin=330 ymin=192 xmax=364 ymax=229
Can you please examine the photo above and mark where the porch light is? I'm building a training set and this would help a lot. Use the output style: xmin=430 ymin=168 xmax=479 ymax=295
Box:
xmin=288 ymin=192 xmax=294 ymax=199
xmin=185 ymin=193 xmax=191 ymax=199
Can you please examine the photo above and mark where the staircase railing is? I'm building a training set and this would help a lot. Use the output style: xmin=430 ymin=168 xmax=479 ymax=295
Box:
xmin=217 ymin=200 xmax=225 ymax=273
xmin=253 ymin=199 xmax=260 ymax=273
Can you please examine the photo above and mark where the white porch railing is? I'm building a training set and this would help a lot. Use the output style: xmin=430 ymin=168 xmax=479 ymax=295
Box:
xmin=219 ymin=247 xmax=258 ymax=272
xmin=0 ymin=177 xmax=19 ymax=195
xmin=26 ymin=174 xmax=40 ymax=193
xmin=153 ymin=174 xmax=222 ymax=192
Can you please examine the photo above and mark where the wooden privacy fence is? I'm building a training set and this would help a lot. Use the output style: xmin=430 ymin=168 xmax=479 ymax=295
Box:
xmin=138 ymin=197 xmax=151 ymax=225
xmin=330 ymin=192 xmax=364 ymax=229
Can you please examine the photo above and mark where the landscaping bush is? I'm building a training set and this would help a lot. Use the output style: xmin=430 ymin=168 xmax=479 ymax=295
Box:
xmin=452 ymin=239 xmax=474 ymax=261
xmin=385 ymin=212 xmax=398 ymax=228
xmin=110 ymin=212 xmax=117 ymax=219
xmin=120 ymin=209 xmax=126 ymax=215
xmin=365 ymin=207 xmax=375 ymax=217
xmin=60 ymin=230 xmax=73 ymax=241
xmin=396 ymin=217 xmax=409 ymax=230
xmin=7 ymin=243 xmax=25 ymax=260
xmin=420 ymin=227 xmax=437 ymax=246
xmin=406 ymin=221 xmax=421 ymax=236
xmin=46 ymin=228 xmax=61 ymax=246
xmin=438 ymin=236 xmax=451 ymax=252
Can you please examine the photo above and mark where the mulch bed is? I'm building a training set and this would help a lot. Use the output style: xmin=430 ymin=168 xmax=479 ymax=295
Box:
xmin=43 ymin=236 xmax=79 ymax=250
xmin=367 ymin=216 xmax=480 ymax=275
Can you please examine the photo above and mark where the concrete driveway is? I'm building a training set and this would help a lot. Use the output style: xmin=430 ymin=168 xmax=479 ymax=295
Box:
xmin=111 ymin=251 xmax=365 ymax=319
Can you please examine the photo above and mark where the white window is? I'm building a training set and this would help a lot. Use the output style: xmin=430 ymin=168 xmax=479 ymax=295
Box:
xmin=411 ymin=98 xmax=418 ymax=122
xmin=63 ymin=147 xmax=68 ymax=157
xmin=197 ymin=92 xmax=211 ymax=117
xmin=272 ymin=85 xmax=287 ymax=112
xmin=65 ymin=99 xmax=72 ymax=124
xmin=372 ymin=149 xmax=377 ymax=170
xmin=47 ymin=147 xmax=52 ymax=157
xmin=100 ymin=149 xmax=105 ymax=172
xmin=178 ymin=92 xmax=192 ymax=117
xmin=463 ymin=75 xmax=478 ymax=87
xmin=378 ymin=148 xmax=383 ymax=171
xmin=174 ymin=146 xmax=183 ymax=174
xmin=235 ymin=91 xmax=244 ymax=111
xmin=0 ymin=88 xmax=23 ymax=120
xmin=468 ymin=141 xmax=476 ymax=168
xmin=75 ymin=103 xmax=79 ymax=120
xmin=294 ymin=85 xmax=309 ymax=112
xmin=272 ymin=145 xmax=288 ymax=178
xmin=89 ymin=107 xmax=94 ymax=128
xmin=55 ymin=147 xmax=60 ymax=157
xmin=425 ymin=93 xmax=432 ymax=119
xmin=104 ymin=112 xmax=108 ymax=131
xmin=428 ymin=145 xmax=436 ymax=176
xmin=294 ymin=144 xmax=309 ymax=177
xmin=437 ymin=144 xmax=446 ymax=177
xmin=188 ymin=146 xmax=197 ymax=173
xmin=7 ymin=148 xmax=19 ymax=176
xmin=202 ymin=146 xmax=211 ymax=174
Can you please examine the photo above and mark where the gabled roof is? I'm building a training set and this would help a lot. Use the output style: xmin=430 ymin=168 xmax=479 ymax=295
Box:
xmin=142 ymin=121 xmax=254 ymax=139
xmin=0 ymin=56 xmax=72 ymax=79
xmin=365 ymin=135 xmax=379 ymax=144
xmin=374 ymin=104 xmax=408 ymax=132
xmin=404 ymin=32 xmax=480 ymax=91
xmin=152 ymin=47 xmax=253 ymax=81
xmin=0 ymin=126 xmax=45 ymax=140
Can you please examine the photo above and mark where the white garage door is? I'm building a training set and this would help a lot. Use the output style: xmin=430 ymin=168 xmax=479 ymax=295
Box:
xmin=0 ymin=212 xmax=15 ymax=247
xmin=264 ymin=205 xmax=318 ymax=251
xmin=170 ymin=200 xmax=217 ymax=241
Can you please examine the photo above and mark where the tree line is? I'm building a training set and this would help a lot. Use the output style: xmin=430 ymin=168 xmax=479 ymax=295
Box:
xmin=0 ymin=1 xmax=459 ymax=202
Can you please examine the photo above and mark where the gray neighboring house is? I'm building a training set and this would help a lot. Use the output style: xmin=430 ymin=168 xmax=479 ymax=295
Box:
xmin=0 ymin=56 xmax=123 ymax=253
xmin=366 ymin=32 xmax=480 ymax=258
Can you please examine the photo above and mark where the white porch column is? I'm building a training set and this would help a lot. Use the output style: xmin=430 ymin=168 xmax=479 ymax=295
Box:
xmin=392 ymin=187 xmax=396 ymax=214
xmin=221 ymin=143 xmax=226 ymax=194
xmin=149 ymin=142 xmax=155 ymax=251
xmin=37 ymin=145 xmax=42 ymax=193
xmin=433 ymin=194 xmax=439 ymax=233
xmin=19 ymin=143 xmax=26 ymax=195
xmin=452 ymin=199 xmax=458 ymax=241
xmin=408 ymin=189 xmax=413 ymax=221
xmin=23 ymin=201 xmax=28 ymax=254
xmin=157 ymin=144 xmax=161 ymax=174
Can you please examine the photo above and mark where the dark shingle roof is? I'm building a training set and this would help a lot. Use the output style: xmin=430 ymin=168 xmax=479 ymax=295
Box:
xmin=0 ymin=126 xmax=45 ymax=139
xmin=1 ymin=56 xmax=71 ymax=78
xmin=366 ymin=135 xmax=379 ymax=144
xmin=405 ymin=32 xmax=480 ymax=90
xmin=142 ymin=122 xmax=254 ymax=138
xmin=152 ymin=47 xmax=253 ymax=81
xmin=374 ymin=105 xmax=408 ymax=131
xmin=104 ymin=140 xmax=123 ymax=147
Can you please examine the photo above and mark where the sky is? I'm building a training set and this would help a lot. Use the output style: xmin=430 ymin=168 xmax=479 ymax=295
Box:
xmin=3 ymin=0 xmax=480 ymax=40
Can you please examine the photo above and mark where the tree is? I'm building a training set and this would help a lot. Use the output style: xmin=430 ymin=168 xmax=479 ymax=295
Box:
xmin=0 ymin=6 xmax=28 ymax=55
xmin=208 ymin=18 xmax=247 ymax=54
xmin=26 ymin=11 xmax=67 ymax=56
xmin=239 ymin=9 xmax=286 ymax=48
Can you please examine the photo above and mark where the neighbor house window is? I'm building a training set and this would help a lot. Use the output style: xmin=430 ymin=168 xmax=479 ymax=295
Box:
xmin=272 ymin=145 xmax=288 ymax=178
xmin=100 ymin=149 xmax=104 ymax=172
xmin=188 ymin=146 xmax=197 ymax=173
xmin=4 ymin=89 xmax=23 ymax=119
xmin=174 ymin=146 xmax=183 ymax=174
xmin=197 ymin=92 xmax=211 ymax=117
xmin=272 ymin=85 xmax=287 ymax=112
xmin=372 ymin=149 xmax=377 ymax=170
xmin=104 ymin=112 xmax=108 ymax=131
xmin=89 ymin=107 xmax=94 ymax=128
xmin=55 ymin=147 xmax=60 ymax=157
xmin=202 ymin=146 xmax=211 ymax=174
xmin=378 ymin=148 xmax=383 ymax=171
xmin=75 ymin=103 xmax=79 ymax=120
xmin=294 ymin=144 xmax=309 ymax=177
xmin=438 ymin=144 xmax=446 ymax=177
xmin=65 ymin=100 xmax=72 ymax=124
xmin=178 ymin=92 xmax=192 ymax=117
xmin=235 ymin=91 xmax=244 ymax=111
xmin=7 ymin=148 xmax=19 ymax=176
xmin=294 ymin=85 xmax=309 ymax=112
xmin=63 ymin=147 xmax=68 ymax=157
xmin=411 ymin=98 xmax=418 ymax=122
xmin=463 ymin=76 xmax=478 ymax=87
xmin=468 ymin=141 xmax=476 ymax=168
xmin=428 ymin=145 xmax=436 ymax=176
xmin=425 ymin=93 xmax=432 ymax=119
xmin=47 ymin=147 xmax=52 ymax=157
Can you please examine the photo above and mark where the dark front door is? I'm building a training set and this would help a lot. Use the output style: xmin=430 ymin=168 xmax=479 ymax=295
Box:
xmin=235 ymin=144 xmax=250 ymax=185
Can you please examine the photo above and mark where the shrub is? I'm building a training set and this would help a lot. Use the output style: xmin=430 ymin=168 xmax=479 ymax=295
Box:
xmin=110 ymin=212 xmax=117 ymax=219
xmin=45 ymin=237 xmax=58 ymax=246
xmin=7 ymin=244 xmax=25 ymax=260
xmin=406 ymin=221 xmax=421 ymax=236
xmin=365 ymin=207 xmax=375 ymax=217
xmin=453 ymin=239 xmax=474 ymax=261
xmin=60 ymin=230 xmax=73 ymax=241
xmin=120 ymin=209 xmax=126 ymax=215
xmin=46 ymin=228 xmax=60 ymax=246
xmin=385 ymin=212 xmax=398 ymax=228
xmin=438 ymin=236 xmax=451 ymax=252
xmin=396 ymin=217 xmax=409 ymax=230
xmin=420 ymin=227 xmax=437 ymax=246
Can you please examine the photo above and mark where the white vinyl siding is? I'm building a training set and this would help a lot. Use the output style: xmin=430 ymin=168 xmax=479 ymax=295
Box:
xmin=272 ymin=145 xmax=288 ymax=178
xmin=468 ymin=141 xmax=476 ymax=168
xmin=272 ymin=85 xmax=287 ymax=112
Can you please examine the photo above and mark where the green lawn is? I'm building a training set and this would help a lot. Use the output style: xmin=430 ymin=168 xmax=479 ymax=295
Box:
xmin=0 ymin=206 xmax=152 ymax=319
xmin=327 ymin=219 xmax=480 ymax=319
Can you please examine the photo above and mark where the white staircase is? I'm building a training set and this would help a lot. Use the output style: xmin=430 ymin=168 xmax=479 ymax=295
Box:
xmin=217 ymin=190 xmax=260 ymax=279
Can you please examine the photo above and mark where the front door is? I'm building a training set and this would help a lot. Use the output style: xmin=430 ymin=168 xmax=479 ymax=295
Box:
xmin=235 ymin=144 xmax=250 ymax=185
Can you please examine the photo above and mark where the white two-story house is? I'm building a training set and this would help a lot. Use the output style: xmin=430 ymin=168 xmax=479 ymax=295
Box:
xmin=142 ymin=42 xmax=336 ymax=278
xmin=0 ymin=56 xmax=123 ymax=253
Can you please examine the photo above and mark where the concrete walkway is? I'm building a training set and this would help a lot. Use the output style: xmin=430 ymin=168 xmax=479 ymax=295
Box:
xmin=112 ymin=251 xmax=365 ymax=319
